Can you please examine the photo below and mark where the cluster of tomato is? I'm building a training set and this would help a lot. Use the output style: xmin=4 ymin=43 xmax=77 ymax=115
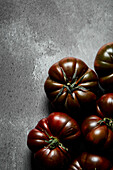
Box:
xmin=27 ymin=42 xmax=113 ymax=170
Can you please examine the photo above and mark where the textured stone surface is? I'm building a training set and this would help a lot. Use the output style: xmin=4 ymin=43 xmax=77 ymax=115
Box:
xmin=0 ymin=0 xmax=113 ymax=169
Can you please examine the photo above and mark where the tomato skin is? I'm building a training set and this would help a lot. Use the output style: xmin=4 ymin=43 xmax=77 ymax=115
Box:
xmin=44 ymin=57 xmax=98 ymax=115
xmin=81 ymin=115 xmax=113 ymax=150
xmin=68 ymin=152 xmax=113 ymax=170
xmin=96 ymin=93 xmax=113 ymax=118
xmin=27 ymin=112 xmax=81 ymax=170
xmin=94 ymin=42 xmax=113 ymax=92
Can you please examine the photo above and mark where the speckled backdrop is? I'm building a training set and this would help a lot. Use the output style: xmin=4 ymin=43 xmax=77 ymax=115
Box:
xmin=0 ymin=0 xmax=113 ymax=169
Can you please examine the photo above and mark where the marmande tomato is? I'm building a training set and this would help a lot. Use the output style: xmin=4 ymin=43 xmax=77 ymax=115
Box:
xmin=68 ymin=152 xmax=113 ymax=170
xmin=96 ymin=93 xmax=113 ymax=118
xmin=94 ymin=42 xmax=113 ymax=92
xmin=81 ymin=115 xmax=113 ymax=150
xmin=27 ymin=112 xmax=81 ymax=170
xmin=44 ymin=57 xmax=98 ymax=115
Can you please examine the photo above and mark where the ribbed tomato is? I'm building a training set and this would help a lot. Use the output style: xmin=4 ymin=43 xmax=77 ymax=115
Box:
xmin=81 ymin=115 xmax=113 ymax=150
xmin=44 ymin=57 xmax=98 ymax=116
xmin=94 ymin=42 xmax=113 ymax=92
xmin=68 ymin=152 xmax=113 ymax=170
xmin=27 ymin=112 xmax=81 ymax=170
xmin=96 ymin=93 xmax=113 ymax=118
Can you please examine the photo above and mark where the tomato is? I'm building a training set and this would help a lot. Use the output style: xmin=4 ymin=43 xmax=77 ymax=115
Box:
xmin=27 ymin=112 xmax=81 ymax=170
xmin=96 ymin=93 xmax=113 ymax=118
xmin=68 ymin=152 xmax=113 ymax=170
xmin=44 ymin=57 xmax=98 ymax=116
xmin=94 ymin=42 xmax=113 ymax=92
xmin=81 ymin=115 xmax=113 ymax=150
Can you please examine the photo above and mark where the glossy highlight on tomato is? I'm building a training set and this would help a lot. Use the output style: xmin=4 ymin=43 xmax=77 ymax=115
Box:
xmin=96 ymin=93 xmax=113 ymax=118
xmin=81 ymin=115 xmax=113 ymax=150
xmin=44 ymin=57 xmax=98 ymax=115
xmin=94 ymin=42 xmax=113 ymax=92
xmin=27 ymin=112 xmax=81 ymax=170
xmin=68 ymin=152 xmax=113 ymax=170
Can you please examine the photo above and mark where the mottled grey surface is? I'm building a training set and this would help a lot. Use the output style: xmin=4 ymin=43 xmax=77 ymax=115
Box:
xmin=0 ymin=0 xmax=113 ymax=169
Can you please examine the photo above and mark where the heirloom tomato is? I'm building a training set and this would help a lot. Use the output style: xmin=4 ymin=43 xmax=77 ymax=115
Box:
xmin=96 ymin=93 xmax=113 ymax=118
xmin=94 ymin=42 xmax=113 ymax=92
xmin=44 ymin=57 xmax=98 ymax=116
xmin=27 ymin=112 xmax=81 ymax=170
xmin=81 ymin=115 xmax=113 ymax=150
xmin=68 ymin=152 xmax=113 ymax=170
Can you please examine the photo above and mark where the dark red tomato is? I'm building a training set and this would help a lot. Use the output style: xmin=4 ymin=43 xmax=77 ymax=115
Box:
xmin=44 ymin=57 xmax=98 ymax=115
xmin=27 ymin=112 xmax=81 ymax=170
xmin=81 ymin=115 xmax=113 ymax=150
xmin=96 ymin=93 xmax=113 ymax=118
xmin=68 ymin=152 xmax=113 ymax=170
xmin=94 ymin=42 xmax=113 ymax=92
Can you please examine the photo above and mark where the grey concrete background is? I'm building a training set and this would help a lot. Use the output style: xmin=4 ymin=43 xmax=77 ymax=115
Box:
xmin=0 ymin=0 xmax=113 ymax=169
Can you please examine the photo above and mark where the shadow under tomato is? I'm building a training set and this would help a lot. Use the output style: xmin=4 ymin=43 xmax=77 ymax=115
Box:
xmin=30 ymin=152 xmax=45 ymax=170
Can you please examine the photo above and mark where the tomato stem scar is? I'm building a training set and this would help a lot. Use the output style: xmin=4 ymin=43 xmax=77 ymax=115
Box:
xmin=44 ymin=130 xmax=68 ymax=151
xmin=55 ymin=67 xmax=88 ymax=101
xmin=97 ymin=117 xmax=113 ymax=131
